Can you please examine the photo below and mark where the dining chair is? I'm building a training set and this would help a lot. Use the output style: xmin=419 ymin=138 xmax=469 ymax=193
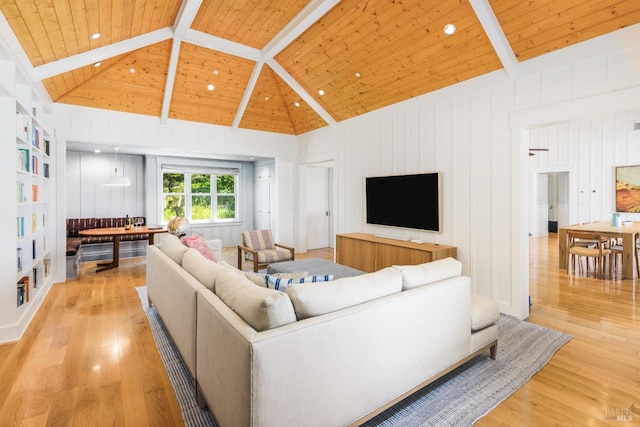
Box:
xmin=567 ymin=231 xmax=611 ymax=278
xmin=610 ymin=233 xmax=640 ymax=277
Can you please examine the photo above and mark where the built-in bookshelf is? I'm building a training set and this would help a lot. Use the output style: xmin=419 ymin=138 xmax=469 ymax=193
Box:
xmin=1 ymin=53 xmax=55 ymax=343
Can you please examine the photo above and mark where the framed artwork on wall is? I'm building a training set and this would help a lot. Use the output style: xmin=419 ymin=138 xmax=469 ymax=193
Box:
xmin=615 ymin=165 xmax=640 ymax=212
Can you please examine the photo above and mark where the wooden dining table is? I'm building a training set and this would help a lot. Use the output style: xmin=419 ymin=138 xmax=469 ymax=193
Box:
xmin=79 ymin=226 xmax=167 ymax=272
xmin=558 ymin=221 xmax=640 ymax=279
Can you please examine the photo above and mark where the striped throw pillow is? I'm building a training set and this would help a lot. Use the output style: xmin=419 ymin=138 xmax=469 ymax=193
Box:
xmin=266 ymin=274 xmax=334 ymax=292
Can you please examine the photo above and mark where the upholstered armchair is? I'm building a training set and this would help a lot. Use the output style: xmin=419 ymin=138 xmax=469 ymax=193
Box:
xmin=237 ymin=229 xmax=295 ymax=272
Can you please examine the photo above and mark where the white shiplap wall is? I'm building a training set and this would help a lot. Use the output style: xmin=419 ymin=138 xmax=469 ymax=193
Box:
xmin=66 ymin=151 xmax=145 ymax=218
xmin=298 ymin=25 xmax=640 ymax=319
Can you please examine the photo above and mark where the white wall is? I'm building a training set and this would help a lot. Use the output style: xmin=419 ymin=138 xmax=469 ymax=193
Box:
xmin=298 ymin=25 xmax=640 ymax=319
xmin=66 ymin=151 xmax=145 ymax=218
xmin=54 ymin=104 xmax=298 ymax=276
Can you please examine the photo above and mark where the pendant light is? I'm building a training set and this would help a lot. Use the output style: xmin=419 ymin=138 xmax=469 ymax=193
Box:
xmin=103 ymin=147 xmax=131 ymax=186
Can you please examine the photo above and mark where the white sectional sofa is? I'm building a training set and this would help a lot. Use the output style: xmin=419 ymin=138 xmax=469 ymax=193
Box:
xmin=146 ymin=234 xmax=499 ymax=427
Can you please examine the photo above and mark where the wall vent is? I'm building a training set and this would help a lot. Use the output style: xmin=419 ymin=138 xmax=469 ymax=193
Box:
xmin=633 ymin=121 xmax=640 ymax=132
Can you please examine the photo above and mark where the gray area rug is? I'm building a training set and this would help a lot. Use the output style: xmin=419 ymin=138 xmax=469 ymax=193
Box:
xmin=136 ymin=286 xmax=571 ymax=426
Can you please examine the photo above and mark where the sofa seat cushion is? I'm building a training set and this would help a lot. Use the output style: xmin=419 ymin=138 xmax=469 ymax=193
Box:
xmin=286 ymin=267 xmax=403 ymax=320
xmin=214 ymin=270 xmax=297 ymax=331
xmin=470 ymin=295 xmax=500 ymax=331
xmin=393 ymin=257 xmax=462 ymax=290
xmin=246 ymin=248 xmax=293 ymax=264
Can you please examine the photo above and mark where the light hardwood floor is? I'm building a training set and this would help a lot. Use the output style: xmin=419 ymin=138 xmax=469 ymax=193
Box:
xmin=0 ymin=238 xmax=638 ymax=426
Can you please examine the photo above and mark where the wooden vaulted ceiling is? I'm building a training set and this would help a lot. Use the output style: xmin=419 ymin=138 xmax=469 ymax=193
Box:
xmin=1 ymin=0 xmax=639 ymax=136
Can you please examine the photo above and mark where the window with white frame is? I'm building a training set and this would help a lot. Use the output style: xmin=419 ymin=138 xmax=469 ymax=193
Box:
xmin=162 ymin=165 xmax=239 ymax=222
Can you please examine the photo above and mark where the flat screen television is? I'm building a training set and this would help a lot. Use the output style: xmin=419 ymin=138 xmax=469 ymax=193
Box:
xmin=365 ymin=172 xmax=441 ymax=232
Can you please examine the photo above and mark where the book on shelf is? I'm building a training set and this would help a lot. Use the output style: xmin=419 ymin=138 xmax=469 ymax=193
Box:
xmin=32 ymin=126 xmax=41 ymax=149
xmin=43 ymin=163 xmax=50 ymax=178
xmin=33 ymin=267 xmax=38 ymax=288
xmin=16 ymin=181 xmax=27 ymax=203
xmin=17 ymin=216 xmax=25 ymax=238
xmin=43 ymin=258 xmax=51 ymax=277
xmin=17 ymin=247 xmax=23 ymax=272
xmin=17 ymin=276 xmax=30 ymax=306
xmin=32 ymin=213 xmax=37 ymax=232
xmin=15 ymin=112 xmax=29 ymax=141
xmin=44 ymin=139 xmax=50 ymax=156
xmin=17 ymin=148 xmax=29 ymax=172
xmin=42 ymin=209 xmax=48 ymax=227
xmin=31 ymin=155 xmax=38 ymax=175
xmin=32 ymin=184 xmax=38 ymax=202
xmin=32 ymin=239 xmax=36 ymax=259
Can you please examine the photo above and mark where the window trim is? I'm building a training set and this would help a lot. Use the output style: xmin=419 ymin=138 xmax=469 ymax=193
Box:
xmin=161 ymin=168 xmax=239 ymax=224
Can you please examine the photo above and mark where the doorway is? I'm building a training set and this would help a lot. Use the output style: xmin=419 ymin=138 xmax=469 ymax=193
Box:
xmin=531 ymin=171 xmax=570 ymax=237
xmin=306 ymin=166 xmax=333 ymax=250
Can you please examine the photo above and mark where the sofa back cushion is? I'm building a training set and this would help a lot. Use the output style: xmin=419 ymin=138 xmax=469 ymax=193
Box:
xmin=286 ymin=267 xmax=402 ymax=320
xmin=214 ymin=270 xmax=297 ymax=331
xmin=182 ymin=248 xmax=228 ymax=291
xmin=160 ymin=234 xmax=189 ymax=265
xmin=393 ymin=257 xmax=462 ymax=290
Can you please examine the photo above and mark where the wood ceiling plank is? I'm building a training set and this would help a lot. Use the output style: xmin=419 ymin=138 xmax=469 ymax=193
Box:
xmin=169 ymin=43 xmax=255 ymax=126
xmin=9 ymin=1 xmax=52 ymax=66
xmin=69 ymin=0 xmax=90 ymax=53
xmin=492 ymin=0 xmax=640 ymax=61
xmin=239 ymin=65 xmax=296 ymax=134
xmin=109 ymin=0 xmax=123 ymax=41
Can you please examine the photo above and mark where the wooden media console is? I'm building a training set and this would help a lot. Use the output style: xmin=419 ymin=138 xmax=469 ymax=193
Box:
xmin=336 ymin=233 xmax=457 ymax=273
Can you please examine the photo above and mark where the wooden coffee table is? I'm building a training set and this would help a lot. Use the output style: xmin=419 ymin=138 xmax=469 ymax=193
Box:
xmin=79 ymin=226 xmax=167 ymax=272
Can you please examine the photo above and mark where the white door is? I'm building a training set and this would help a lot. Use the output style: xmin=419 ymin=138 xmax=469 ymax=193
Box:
xmin=255 ymin=182 xmax=270 ymax=230
xmin=307 ymin=167 xmax=330 ymax=249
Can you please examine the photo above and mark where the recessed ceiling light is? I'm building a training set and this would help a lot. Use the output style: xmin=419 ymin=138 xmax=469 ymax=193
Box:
xmin=93 ymin=61 xmax=102 ymax=67
xmin=264 ymin=96 xmax=269 ymax=101
xmin=207 ymin=84 xmax=215 ymax=91
xmin=94 ymin=149 xmax=101 ymax=153
xmin=294 ymin=102 xmax=300 ymax=107
xmin=443 ymin=23 xmax=456 ymax=36
xmin=355 ymin=72 xmax=361 ymax=78
xmin=90 ymin=32 xmax=101 ymax=40
xmin=213 ymin=70 xmax=219 ymax=75
xmin=318 ymin=89 xmax=325 ymax=96
xmin=129 ymin=68 xmax=136 ymax=73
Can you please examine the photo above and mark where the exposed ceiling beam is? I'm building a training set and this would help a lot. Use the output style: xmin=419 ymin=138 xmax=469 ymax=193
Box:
xmin=173 ymin=0 xmax=202 ymax=38
xmin=161 ymin=0 xmax=202 ymax=124
xmin=469 ymin=0 xmax=519 ymax=77
xmin=160 ymin=39 xmax=182 ymax=124
xmin=267 ymin=59 xmax=336 ymax=126
xmin=262 ymin=0 xmax=341 ymax=59
xmin=33 ymin=27 xmax=174 ymax=80
xmin=182 ymin=29 xmax=261 ymax=61
xmin=232 ymin=61 xmax=264 ymax=129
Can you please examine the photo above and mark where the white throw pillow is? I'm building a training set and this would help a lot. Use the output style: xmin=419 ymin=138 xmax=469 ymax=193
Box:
xmin=286 ymin=267 xmax=402 ymax=320
xmin=393 ymin=257 xmax=462 ymax=290
xmin=214 ymin=270 xmax=297 ymax=331
xmin=266 ymin=274 xmax=332 ymax=292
